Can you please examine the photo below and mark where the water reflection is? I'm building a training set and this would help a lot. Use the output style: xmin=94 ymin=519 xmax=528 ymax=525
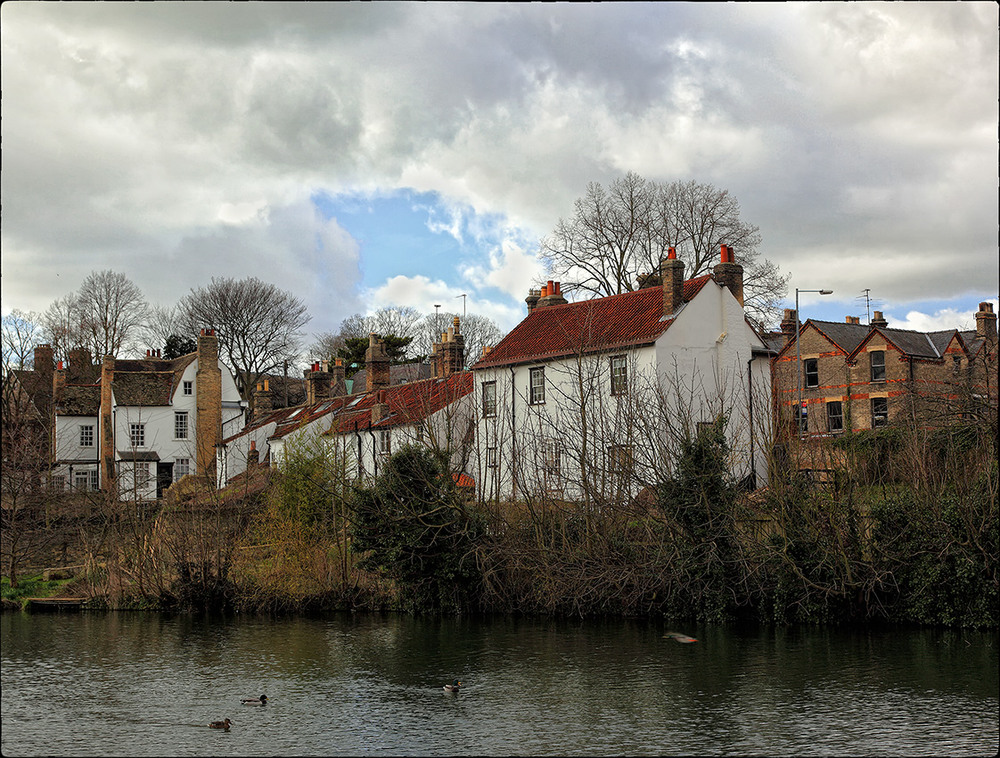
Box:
xmin=2 ymin=612 xmax=997 ymax=757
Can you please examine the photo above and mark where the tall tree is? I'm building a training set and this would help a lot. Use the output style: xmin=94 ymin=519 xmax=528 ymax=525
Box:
xmin=178 ymin=277 xmax=310 ymax=411
xmin=1 ymin=310 xmax=43 ymax=371
xmin=76 ymin=270 xmax=150 ymax=358
xmin=40 ymin=294 xmax=88 ymax=365
xmin=540 ymin=173 xmax=788 ymax=329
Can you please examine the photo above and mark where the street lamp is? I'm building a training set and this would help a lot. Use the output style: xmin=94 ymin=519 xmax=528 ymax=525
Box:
xmin=795 ymin=288 xmax=833 ymax=440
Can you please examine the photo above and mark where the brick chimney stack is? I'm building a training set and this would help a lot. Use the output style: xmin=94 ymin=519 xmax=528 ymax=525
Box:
xmin=660 ymin=247 xmax=685 ymax=316
xmin=253 ymin=379 xmax=272 ymax=422
xmin=525 ymin=288 xmax=541 ymax=314
xmin=100 ymin=354 xmax=115 ymax=491
xmin=67 ymin=347 xmax=94 ymax=384
xmin=365 ymin=334 xmax=390 ymax=392
xmin=304 ymin=360 xmax=333 ymax=404
xmin=331 ymin=358 xmax=347 ymax=397
xmin=846 ymin=316 xmax=861 ymax=325
xmin=371 ymin=388 xmax=390 ymax=425
xmin=871 ymin=311 xmax=888 ymax=328
xmin=196 ymin=328 xmax=222 ymax=481
xmin=780 ymin=309 xmax=798 ymax=343
xmin=535 ymin=280 xmax=568 ymax=308
xmin=976 ymin=302 xmax=997 ymax=344
xmin=713 ymin=244 xmax=744 ymax=307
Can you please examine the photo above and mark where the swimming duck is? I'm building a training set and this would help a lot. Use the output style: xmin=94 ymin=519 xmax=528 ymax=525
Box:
xmin=443 ymin=679 xmax=462 ymax=692
xmin=664 ymin=631 xmax=698 ymax=643
xmin=209 ymin=719 xmax=232 ymax=730
xmin=240 ymin=694 xmax=268 ymax=705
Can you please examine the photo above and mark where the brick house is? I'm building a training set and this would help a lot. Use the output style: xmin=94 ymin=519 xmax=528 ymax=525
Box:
xmin=469 ymin=246 xmax=774 ymax=503
xmin=772 ymin=303 xmax=997 ymax=438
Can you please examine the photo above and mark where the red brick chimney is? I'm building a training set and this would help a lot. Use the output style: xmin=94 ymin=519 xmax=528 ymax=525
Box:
xmin=846 ymin=316 xmax=861 ymax=325
xmin=976 ymin=302 xmax=997 ymax=344
xmin=780 ymin=309 xmax=798 ymax=343
xmin=253 ymin=379 xmax=272 ymax=422
xmin=660 ymin=247 xmax=685 ymax=316
xmin=371 ymin=388 xmax=390 ymax=425
xmin=331 ymin=358 xmax=347 ymax=397
xmin=305 ymin=360 xmax=333 ymax=404
xmin=713 ymin=244 xmax=744 ymax=307
xmin=365 ymin=334 xmax=390 ymax=392
xmin=196 ymin=328 xmax=222 ymax=481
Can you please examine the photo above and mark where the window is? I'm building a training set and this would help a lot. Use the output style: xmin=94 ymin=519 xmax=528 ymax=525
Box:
xmin=73 ymin=470 xmax=91 ymax=491
xmin=794 ymin=403 xmax=808 ymax=433
xmin=870 ymin=351 xmax=885 ymax=382
xmin=134 ymin=462 xmax=151 ymax=488
xmin=174 ymin=458 xmax=190 ymax=481
xmin=79 ymin=425 xmax=94 ymax=448
xmin=871 ymin=398 xmax=888 ymax=429
xmin=130 ymin=423 xmax=145 ymax=448
xmin=826 ymin=401 xmax=844 ymax=433
xmin=486 ymin=446 xmax=498 ymax=469
xmin=183 ymin=380 xmax=193 ymax=396
xmin=610 ymin=355 xmax=628 ymax=396
xmin=529 ymin=367 xmax=545 ymax=404
xmin=174 ymin=411 xmax=189 ymax=440
xmin=541 ymin=439 xmax=561 ymax=483
xmin=607 ymin=445 xmax=633 ymax=477
xmin=379 ymin=429 xmax=391 ymax=456
xmin=482 ymin=381 xmax=497 ymax=418
xmin=951 ymin=356 xmax=961 ymax=374
xmin=804 ymin=359 xmax=819 ymax=388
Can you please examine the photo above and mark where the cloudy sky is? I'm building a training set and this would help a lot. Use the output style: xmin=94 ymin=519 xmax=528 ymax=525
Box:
xmin=2 ymin=2 xmax=997 ymax=346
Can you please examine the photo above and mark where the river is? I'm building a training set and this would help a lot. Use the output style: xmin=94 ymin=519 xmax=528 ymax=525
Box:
xmin=1 ymin=611 xmax=996 ymax=756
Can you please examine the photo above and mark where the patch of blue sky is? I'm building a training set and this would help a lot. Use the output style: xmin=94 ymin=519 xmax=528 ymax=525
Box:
xmin=310 ymin=187 xmax=534 ymax=299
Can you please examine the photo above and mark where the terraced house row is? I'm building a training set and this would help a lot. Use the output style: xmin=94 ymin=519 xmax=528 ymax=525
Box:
xmin=8 ymin=250 xmax=996 ymax=502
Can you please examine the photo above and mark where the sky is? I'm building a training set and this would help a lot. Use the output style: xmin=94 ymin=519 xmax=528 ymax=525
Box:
xmin=2 ymin=2 xmax=997 ymax=349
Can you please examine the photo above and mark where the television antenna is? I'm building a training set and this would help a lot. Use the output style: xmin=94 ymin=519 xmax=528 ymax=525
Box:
xmin=455 ymin=293 xmax=467 ymax=318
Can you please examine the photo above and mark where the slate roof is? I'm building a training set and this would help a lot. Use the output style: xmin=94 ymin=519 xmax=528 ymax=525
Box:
xmin=56 ymin=384 xmax=101 ymax=416
xmin=784 ymin=320 xmax=987 ymax=362
xmin=472 ymin=277 xmax=712 ymax=370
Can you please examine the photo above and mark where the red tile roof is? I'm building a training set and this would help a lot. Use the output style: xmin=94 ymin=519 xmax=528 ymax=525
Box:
xmin=472 ymin=277 xmax=712 ymax=369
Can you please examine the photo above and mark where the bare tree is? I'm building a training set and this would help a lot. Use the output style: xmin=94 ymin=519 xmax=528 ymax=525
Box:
xmin=416 ymin=311 xmax=505 ymax=368
xmin=76 ymin=270 xmax=150 ymax=358
xmin=1 ymin=310 xmax=43 ymax=371
xmin=40 ymin=294 xmax=89 ymax=364
xmin=178 ymin=277 xmax=310 ymax=411
xmin=540 ymin=173 xmax=788 ymax=329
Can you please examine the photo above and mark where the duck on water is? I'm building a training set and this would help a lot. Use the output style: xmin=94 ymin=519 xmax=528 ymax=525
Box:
xmin=241 ymin=694 xmax=268 ymax=705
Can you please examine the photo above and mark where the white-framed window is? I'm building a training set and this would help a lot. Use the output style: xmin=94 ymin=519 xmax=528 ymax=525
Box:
xmin=130 ymin=423 xmax=145 ymax=448
xmin=379 ymin=429 xmax=391 ymax=456
xmin=871 ymin=397 xmax=888 ymax=429
xmin=79 ymin=425 xmax=94 ymax=448
xmin=529 ymin=367 xmax=545 ymax=404
xmin=541 ymin=438 xmax=561 ymax=484
xmin=73 ymin=469 xmax=95 ymax=491
xmin=485 ymin=446 xmax=498 ymax=468
xmin=174 ymin=458 xmax=190 ymax=481
xmin=135 ymin=462 xmax=151 ymax=488
xmin=174 ymin=411 xmax=189 ymax=440
xmin=607 ymin=444 xmax=633 ymax=477
xmin=610 ymin=355 xmax=628 ymax=396
xmin=827 ymin=401 xmax=844 ymax=433
xmin=183 ymin=380 xmax=193 ymax=395
xmin=482 ymin=381 xmax=497 ymax=418
xmin=870 ymin=351 xmax=886 ymax=382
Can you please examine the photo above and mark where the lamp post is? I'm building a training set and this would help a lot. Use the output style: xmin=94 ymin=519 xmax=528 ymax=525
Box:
xmin=795 ymin=288 xmax=833 ymax=440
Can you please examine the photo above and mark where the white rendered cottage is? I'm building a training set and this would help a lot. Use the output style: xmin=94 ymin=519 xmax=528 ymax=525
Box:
xmin=470 ymin=246 xmax=773 ymax=504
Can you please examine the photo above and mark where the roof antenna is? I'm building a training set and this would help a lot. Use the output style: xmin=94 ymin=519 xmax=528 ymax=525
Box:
xmin=856 ymin=289 xmax=872 ymax=324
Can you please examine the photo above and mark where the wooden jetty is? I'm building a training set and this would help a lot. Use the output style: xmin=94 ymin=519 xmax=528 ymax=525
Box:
xmin=26 ymin=597 xmax=85 ymax=611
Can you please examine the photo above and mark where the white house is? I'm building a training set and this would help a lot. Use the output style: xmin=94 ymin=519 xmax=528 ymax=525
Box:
xmin=470 ymin=246 xmax=773 ymax=504
xmin=51 ymin=330 xmax=244 ymax=501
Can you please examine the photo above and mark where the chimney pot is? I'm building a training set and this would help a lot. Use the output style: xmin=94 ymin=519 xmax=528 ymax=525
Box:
xmin=667 ymin=247 xmax=676 ymax=260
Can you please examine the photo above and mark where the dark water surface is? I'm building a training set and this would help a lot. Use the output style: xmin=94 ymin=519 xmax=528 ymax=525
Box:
xmin=1 ymin=611 xmax=996 ymax=757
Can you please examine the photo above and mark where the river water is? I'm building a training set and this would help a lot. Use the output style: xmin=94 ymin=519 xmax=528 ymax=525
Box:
xmin=1 ymin=611 xmax=996 ymax=757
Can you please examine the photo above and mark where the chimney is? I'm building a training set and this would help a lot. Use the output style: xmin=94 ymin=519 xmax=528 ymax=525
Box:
xmin=535 ymin=280 xmax=568 ymax=308
xmin=67 ymin=346 xmax=94 ymax=384
xmin=439 ymin=316 xmax=466 ymax=376
xmin=305 ymin=360 xmax=333 ymax=404
xmin=371 ymin=388 xmax=390 ymax=425
xmin=53 ymin=361 xmax=66 ymax=403
xmin=780 ymin=309 xmax=798 ymax=343
xmin=247 ymin=440 xmax=259 ymax=469
xmin=525 ymin=288 xmax=541 ymax=314
xmin=871 ymin=311 xmax=888 ymax=328
xmin=100 ymin=354 xmax=115 ymax=491
xmin=846 ymin=316 xmax=861 ymax=325
xmin=331 ymin=358 xmax=347 ymax=397
xmin=976 ymin=302 xmax=997 ymax=344
xmin=713 ymin=244 xmax=744 ymax=307
xmin=253 ymin=379 xmax=272 ymax=421
xmin=196 ymin=328 xmax=222 ymax=481
xmin=660 ymin=247 xmax=685 ymax=316
xmin=365 ymin=333 xmax=390 ymax=392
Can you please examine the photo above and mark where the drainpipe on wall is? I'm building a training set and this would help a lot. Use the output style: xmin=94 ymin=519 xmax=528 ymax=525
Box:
xmin=509 ymin=365 xmax=517 ymax=499
xmin=747 ymin=356 xmax=756 ymax=490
